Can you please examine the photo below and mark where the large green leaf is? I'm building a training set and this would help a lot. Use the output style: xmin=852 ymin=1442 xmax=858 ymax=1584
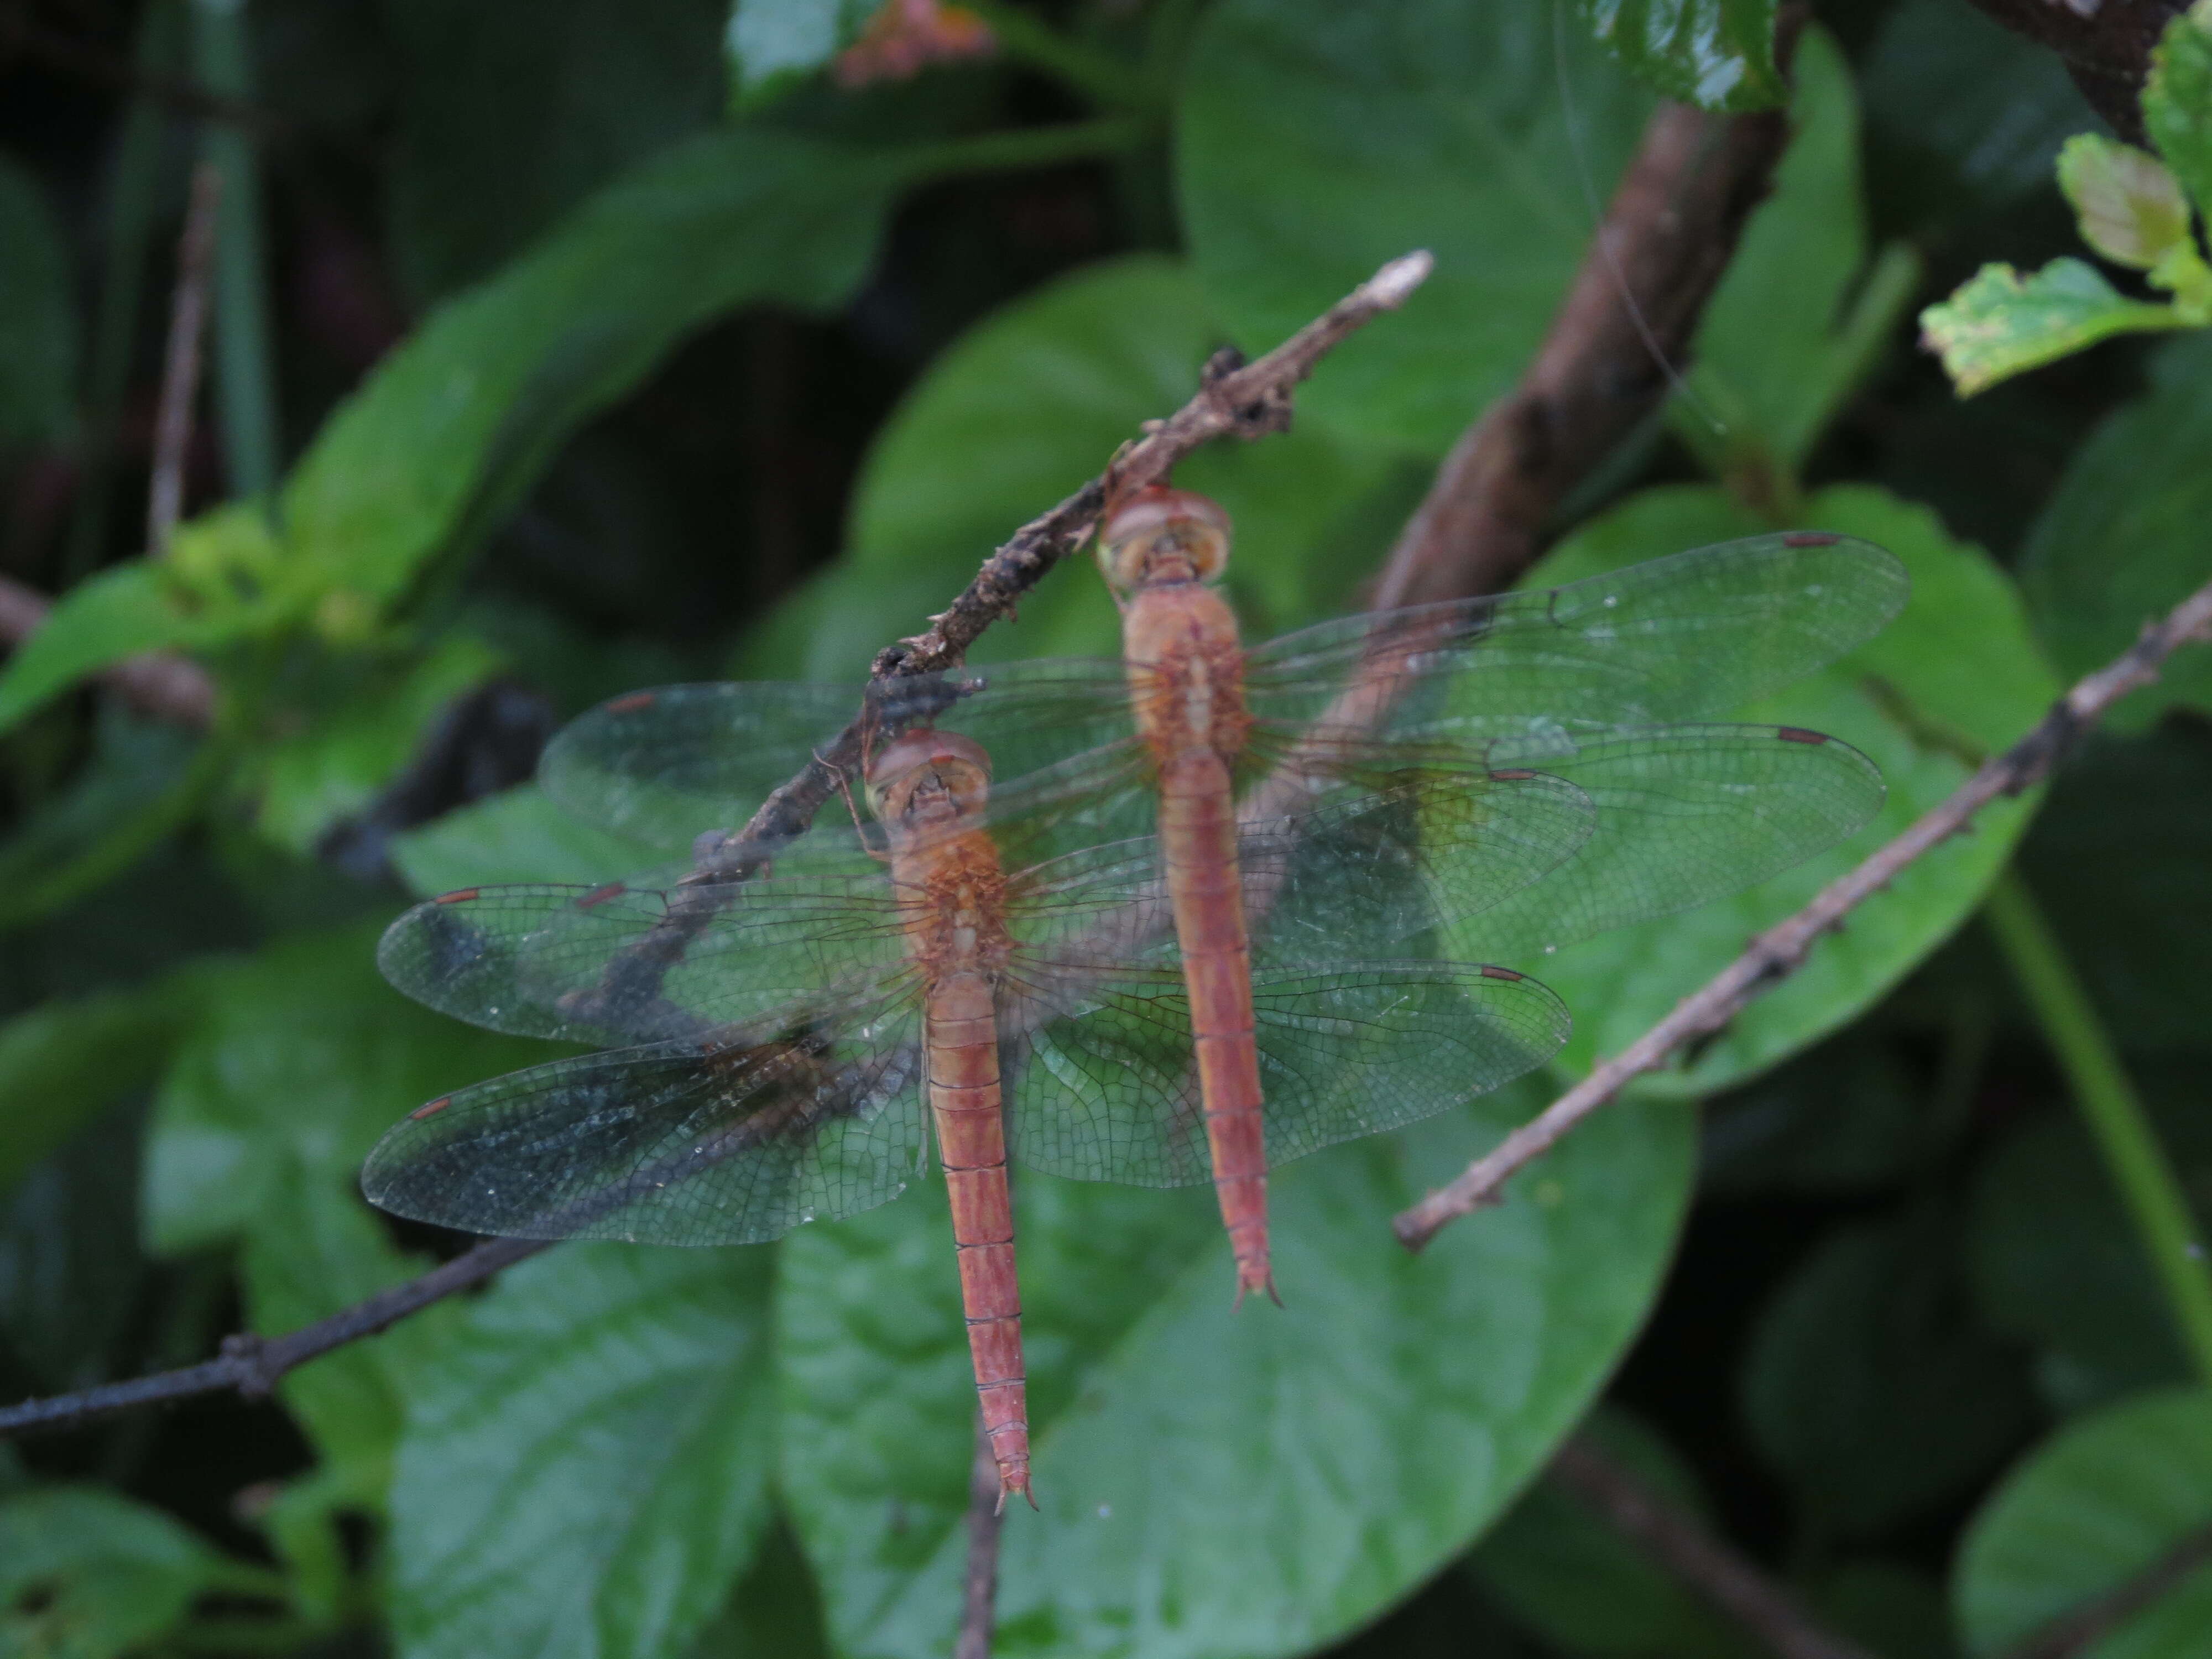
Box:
xmin=1954 ymin=1389 xmax=2212 ymax=1656
xmin=1516 ymin=484 xmax=2056 ymax=1094
xmin=782 ymin=1082 xmax=1693 ymax=1658
xmin=1742 ymin=1211 xmax=2038 ymax=1536
xmin=1969 ymin=1088 xmax=2212 ymax=1415
xmin=282 ymin=127 xmax=914 ymax=611
xmin=1575 ymin=0 xmax=1782 ymax=112
xmin=2019 ymin=332 xmax=2212 ymax=731
xmin=140 ymin=922 xmax=567 ymax=1255
xmin=387 ymin=0 xmax=729 ymax=301
xmin=1675 ymin=27 xmax=1919 ymax=488
xmin=1177 ymin=0 xmax=1654 ymax=453
xmin=0 ymin=155 xmax=77 ymax=447
xmin=388 ymin=1244 xmax=780 ymax=1659
xmin=739 ymin=255 xmax=1423 ymax=681
xmin=0 ymin=1486 xmax=221 ymax=1659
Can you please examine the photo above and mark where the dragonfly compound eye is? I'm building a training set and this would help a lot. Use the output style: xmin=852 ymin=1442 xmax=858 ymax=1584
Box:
xmin=1097 ymin=486 xmax=1233 ymax=593
xmin=865 ymin=728 xmax=994 ymax=823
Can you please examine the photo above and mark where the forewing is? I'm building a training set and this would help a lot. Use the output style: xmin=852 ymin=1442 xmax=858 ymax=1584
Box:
xmin=1241 ymin=535 xmax=1908 ymax=739
xmin=360 ymin=994 xmax=929 ymax=1246
xmin=377 ymin=857 xmax=912 ymax=1046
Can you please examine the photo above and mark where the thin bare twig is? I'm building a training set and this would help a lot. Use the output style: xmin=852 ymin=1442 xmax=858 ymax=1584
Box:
xmin=1371 ymin=32 xmax=1796 ymax=609
xmin=148 ymin=162 xmax=221 ymax=562
xmin=0 ymin=255 xmax=1431 ymax=1443
xmin=0 ymin=1238 xmax=543 ymax=1437
xmin=1395 ymin=576 xmax=2212 ymax=1250
xmin=955 ymin=1413 xmax=1006 ymax=1659
xmin=1551 ymin=1436 xmax=1879 ymax=1659
xmin=1992 ymin=1517 xmax=2212 ymax=1659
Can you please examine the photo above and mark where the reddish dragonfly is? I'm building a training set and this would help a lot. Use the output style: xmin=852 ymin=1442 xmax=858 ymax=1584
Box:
xmin=366 ymin=726 xmax=1573 ymax=1506
xmin=531 ymin=520 xmax=1907 ymax=1296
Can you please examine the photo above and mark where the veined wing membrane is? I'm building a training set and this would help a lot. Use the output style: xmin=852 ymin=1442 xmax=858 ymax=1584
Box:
xmin=997 ymin=960 xmax=1569 ymax=1186
xmin=377 ymin=859 xmax=916 ymax=1047
xmin=360 ymin=993 xmax=930 ymax=1246
xmin=1255 ymin=723 xmax=1885 ymax=966
xmin=1239 ymin=536 xmax=1908 ymax=739
xmin=542 ymin=664 xmax=1141 ymax=853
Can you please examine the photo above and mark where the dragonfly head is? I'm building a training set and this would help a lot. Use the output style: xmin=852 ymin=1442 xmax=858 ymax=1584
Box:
xmin=1097 ymin=486 xmax=1232 ymax=596
xmin=865 ymin=728 xmax=993 ymax=838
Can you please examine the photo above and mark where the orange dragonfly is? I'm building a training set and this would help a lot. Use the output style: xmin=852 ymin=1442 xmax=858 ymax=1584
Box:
xmin=539 ymin=515 xmax=1907 ymax=1298
xmin=365 ymin=725 xmax=1573 ymax=1507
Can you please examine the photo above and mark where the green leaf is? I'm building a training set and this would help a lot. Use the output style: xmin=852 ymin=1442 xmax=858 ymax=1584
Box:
xmin=0 ymin=1486 xmax=221 ymax=1659
xmin=1178 ymin=0 xmax=1655 ymax=453
xmin=1919 ymin=258 xmax=2189 ymax=398
xmin=782 ymin=1083 xmax=1693 ymax=1657
xmin=387 ymin=0 xmax=729 ymax=301
xmin=274 ymin=127 xmax=915 ymax=617
xmin=141 ymin=922 xmax=570 ymax=1256
xmin=390 ymin=782 xmax=668 ymax=895
xmin=1469 ymin=1406 xmax=1757 ymax=1658
xmin=1700 ymin=1032 xmax=1945 ymax=1196
xmin=1575 ymin=0 xmax=1782 ymax=112
xmin=1806 ymin=1562 xmax=1957 ymax=1659
xmin=0 ymin=982 xmax=194 ymax=1192
xmin=728 ymin=0 xmax=874 ymax=89
xmin=1955 ymin=1388 xmax=2212 ymax=1656
xmin=1743 ymin=1212 xmax=2038 ymax=1536
xmin=2058 ymin=134 xmax=2195 ymax=272
xmin=2020 ymin=332 xmax=2212 ymax=731
xmin=1522 ymin=484 xmax=2056 ymax=1094
xmin=253 ymin=632 xmax=507 ymax=854
xmin=0 ymin=559 xmax=249 ymax=738
xmin=684 ymin=1512 xmax=833 ymax=1659
xmin=740 ymin=255 xmax=1423 ymax=680
xmin=2145 ymin=2 xmax=2212 ymax=221
xmin=1969 ymin=1088 xmax=2212 ymax=1413
xmin=1674 ymin=27 xmax=1920 ymax=486
xmin=0 ymin=155 xmax=77 ymax=447
xmin=388 ymin=1244 xmax=779 ymax=1659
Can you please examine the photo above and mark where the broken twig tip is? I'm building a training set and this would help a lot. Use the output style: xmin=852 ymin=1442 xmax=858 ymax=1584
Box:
xmin=1365 ymin=250 xmax=1434 ymax=307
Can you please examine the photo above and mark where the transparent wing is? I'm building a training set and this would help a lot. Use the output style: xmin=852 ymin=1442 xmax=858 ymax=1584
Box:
xmin=998 ymin=961 xmax=1569 ymax=1185
xmin=360 ymin=993 xmax=930 ymax=1245
xmin=1240 ymin=535 xmax=1908 ymax=739
xmin=1259 ymin=723 xmax=1886 ymax=963
xmin=540 ymin=664 xmax=1142 ymax=853
xmin=376 ymin=852 xmax=915 ymax=1047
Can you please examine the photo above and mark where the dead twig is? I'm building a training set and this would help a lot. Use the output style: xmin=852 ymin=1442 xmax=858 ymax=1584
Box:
xmin=1957 ymin=0 xmax=2184 ymax=147
xmin=1551 ymin=1435 xmax=1880 ymax=1659
xmin=1371 ymin=34 xmax=1796 ymax=609
xmin=148 ymin=162 xmax=221 ymax=562
xmin=1394 ymin=575 xmax=2212 ymax=1250
xmin=955 ymin=1412 xmax=1006 ymax=1659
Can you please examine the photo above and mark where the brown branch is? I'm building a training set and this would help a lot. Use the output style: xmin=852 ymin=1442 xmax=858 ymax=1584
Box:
xmin=1958 ymin=0 xmax=2184 ymax=147
xmin=1551 ymin=1436 xmax=1880 ymax=1659
xmin=1992 ymin=1517 xmax=2212 ymax=1659
xmin=0 ymin=254 xmax=1431 ymax=1442
xmin=0 ymin=1237 xmax=544 ymax=1437
xmin=1395 ymin=574 xmax=2212 ymax=1250
xmin=1370 ymin=36 xmax=1796 ymax=611
xmin=955 ymin=1413 xmax=1006 ymax=1659
xmin=149 ymin=161 xmax=220 ymax=562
